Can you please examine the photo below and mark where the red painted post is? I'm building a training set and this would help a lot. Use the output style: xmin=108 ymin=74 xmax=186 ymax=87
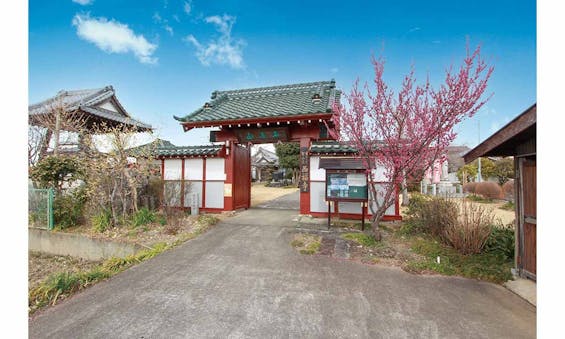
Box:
xmin=223 ymin=141 xmax=234 ymax=210
xmin=202 ymin=158 xmax=207 ymax=208
xmin=180 ymin=159 xmax=185 ymax=208
xmin=299 ymin=137 xmax=311 ymax=215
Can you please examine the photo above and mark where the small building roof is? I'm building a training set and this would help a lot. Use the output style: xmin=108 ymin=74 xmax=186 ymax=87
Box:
xmin=29 ymin=86 xmax=152 ymax=131
xmin=309 ymin=141 xmax=358 ymax=155
xmin=252 ymin=147 xmax=279 ymax=166
xmin=156 ymin=145 xmax=224 ymax=158
xmin=174 ymin=80 xmax=341 ymax=129
xmin=464 ymin=104 xmax=536 ymax=163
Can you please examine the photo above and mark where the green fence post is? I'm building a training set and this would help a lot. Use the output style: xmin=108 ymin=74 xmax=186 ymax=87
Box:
xmin=48 ymin=188 xmax=54 ymax=230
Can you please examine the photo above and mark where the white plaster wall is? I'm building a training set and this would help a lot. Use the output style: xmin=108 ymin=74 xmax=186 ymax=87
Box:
xmin=164 ymin=159 xmax=182 ymax=180
xmin=98 ymin=101 xmax=119 ymax=112
xmin=206 ymin=158 xmax=225 ymax=181
xmin=184 ymin=181 xmax=203 ymax=208
xmin=309 ymin=156 xmax=326 ymax=181
xmin=184 ymin=159 xmax=203 ymax=180
xmin=369 ymin=183 xmax=396 ymax=215
xmin=338 ymin=201 xmax=364 ymax=214
xmin=205 ymin=182 xmax=224 ymax=209
xmin=310 ymin=181 xmax=328 ymax=213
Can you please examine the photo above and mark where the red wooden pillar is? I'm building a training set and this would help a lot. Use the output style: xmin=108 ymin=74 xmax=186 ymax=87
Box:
xmin=224 ymin=141 xmax=235 ymax=210
xmin=180 ymin=159 xmax=185 ymax=208
xmin=202 ymin=158 xmax=207 ymax=208
xmin=299 ymin=137 xmax=311 ymax=214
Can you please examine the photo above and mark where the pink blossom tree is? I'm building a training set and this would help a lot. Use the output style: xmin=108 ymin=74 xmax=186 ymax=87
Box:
xmin=329 ymin=45 xmax=493 ymax=240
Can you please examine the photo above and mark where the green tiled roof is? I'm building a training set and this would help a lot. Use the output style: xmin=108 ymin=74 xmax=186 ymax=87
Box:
xmin=174 ymin=80 xmax=341 ymax=125
xmin=156 ymin=145 xmax=223 ymax=157
xmin=309 ymin=141 xmax=358 ymax=154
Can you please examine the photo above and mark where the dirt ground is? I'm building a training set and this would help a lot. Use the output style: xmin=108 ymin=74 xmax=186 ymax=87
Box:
xmin=250 ymin=183 xmax=299 ymax=207
xmin=29 ymin=252 xmax=100 ymax=291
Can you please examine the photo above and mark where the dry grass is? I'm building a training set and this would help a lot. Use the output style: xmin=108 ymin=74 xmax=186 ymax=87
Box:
xmin=444 ymin=200 xmax=494 ymax=254
xmin=291 ymin=233 xmax=321 ymax=254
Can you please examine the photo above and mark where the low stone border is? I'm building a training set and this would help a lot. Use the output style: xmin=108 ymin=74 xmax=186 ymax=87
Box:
xmin=29 ymin=228 xmax=142 ymax=261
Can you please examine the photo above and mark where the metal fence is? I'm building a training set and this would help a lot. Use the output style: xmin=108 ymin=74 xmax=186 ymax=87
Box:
xmin=28 ymin=188 xmax=54 ymax=230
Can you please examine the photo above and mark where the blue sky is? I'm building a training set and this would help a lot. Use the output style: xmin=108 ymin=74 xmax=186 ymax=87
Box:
xmin=29 ymin=0 xmax=536 ymax=148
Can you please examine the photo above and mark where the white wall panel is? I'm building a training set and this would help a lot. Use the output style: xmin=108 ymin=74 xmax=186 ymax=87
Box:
xmin=164 ymin=159 xmax=182 ymax=180
xmin=184 ymin=159 xmax=203 ymax=180
xmin=369 ymin=183 xmax=396 ymax=216
xmin=206 ymin=158 xmax=225 ymax=181
xmin=183 ymin=181 xmax=203 ymax=208
xmin=310 ymin=156 xmax=326 ymax=181
xmin=371 ymin=165 xmax=388 ymax=182
xmin=310 ymin=181 xmax=328 ymax=213
xmin=205 ymin=182 xmax=224 ymax=209
xmin=338 ymin=201 xmax=363 ymax=214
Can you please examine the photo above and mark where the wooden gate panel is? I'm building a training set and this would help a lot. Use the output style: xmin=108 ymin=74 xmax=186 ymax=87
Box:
xmin=233 ymin=145 xmax=251 ymax=209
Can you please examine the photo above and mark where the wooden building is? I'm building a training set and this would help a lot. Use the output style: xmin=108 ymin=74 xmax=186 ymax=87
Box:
xmin=464 ymin=103 xmax=536 ymax=280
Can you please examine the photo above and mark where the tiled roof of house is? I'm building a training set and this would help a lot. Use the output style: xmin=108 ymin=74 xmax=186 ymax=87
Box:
xmin=156 ymin=145 xmax=223 ymax=157
xmin=29 ymin=86 xmax=152 ymax=130
xmin=252 ymin=147 xmax=279 ymax=166
xmin=174 ymin=80 xmax=341 ymax=126
xmin=309 ymin=141 xmax=358 ymax=154
xmin=127 ymin=139 xmax=176 ymax=156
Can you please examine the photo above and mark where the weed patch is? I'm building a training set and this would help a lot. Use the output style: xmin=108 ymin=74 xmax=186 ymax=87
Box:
xmin=342 ymin=233 xmax=380 ymax=247
xmin=291 ymin=233 xmax=321 ymax=255
xmin=405 ymin=236 xmax=512 ymax=283
xmin=499 ymin=201 xmax=515 ymax=211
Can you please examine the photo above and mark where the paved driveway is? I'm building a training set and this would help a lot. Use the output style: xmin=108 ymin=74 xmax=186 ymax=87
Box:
xmin=29 ymin=209 xmax=535 ymax=338
xmin=255 ymin=190 xmax=299 ymax=210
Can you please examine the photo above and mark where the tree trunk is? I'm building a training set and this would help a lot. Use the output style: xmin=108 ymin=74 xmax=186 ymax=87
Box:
xmin=401 ymin=173 xmax=409 ymax=206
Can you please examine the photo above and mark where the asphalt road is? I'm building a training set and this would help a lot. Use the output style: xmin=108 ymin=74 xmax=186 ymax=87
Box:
xmin=29 ymin=209 xmax=536 ymax=338
xmin=255 ymin=190 xmax=299 ymax=210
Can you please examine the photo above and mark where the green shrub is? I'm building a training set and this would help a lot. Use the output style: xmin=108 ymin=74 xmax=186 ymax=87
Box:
xmin=91 ymin=209 xmax=112 ymax=233
xmin=342 ymin=233 xmax=379 ymax=247
xmin=131 ymin=207 xmax=156 ymax=228
xmin=53 ymin=188 xmax=86 ymax=229
xmin=484 ymin=224 xmax=515 ymax=261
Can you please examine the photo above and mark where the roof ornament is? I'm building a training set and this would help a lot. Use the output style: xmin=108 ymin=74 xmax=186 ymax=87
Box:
xmin=312 ymin=93 xmax=322 ymax=104
xmin=203 ymin=102 xmax=212 ymax=110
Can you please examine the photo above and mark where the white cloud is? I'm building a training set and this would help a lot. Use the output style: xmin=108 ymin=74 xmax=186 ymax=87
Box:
xmin=153 ymin=12 xmax=174 ymax=36
xmin=184 ymin=14 xmax=245 ymax=69
xmin=72 ymin=14 xmax=158 ymax=64
xmin=72 ymin=0 xmax=94 ymax=5
xmin=184 ymin=1 xmax=192 ymax=15
xmin=330 ymin=67 xmax=339 ymax=73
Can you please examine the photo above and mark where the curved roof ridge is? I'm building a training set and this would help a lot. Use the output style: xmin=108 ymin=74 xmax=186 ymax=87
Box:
xmin=214 ymin=80 xmax=335 ymax=97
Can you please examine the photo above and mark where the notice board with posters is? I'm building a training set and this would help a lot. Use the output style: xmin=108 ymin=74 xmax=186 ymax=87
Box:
xmin=325 ymin=171 xmax=368 ymax=201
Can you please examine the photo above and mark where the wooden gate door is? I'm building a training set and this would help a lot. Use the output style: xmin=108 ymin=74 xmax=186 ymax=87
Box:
xmin=233 ymin=144 xmax=251 ymax=209
xmin=520 ymin=157 xmax=536 ymax=279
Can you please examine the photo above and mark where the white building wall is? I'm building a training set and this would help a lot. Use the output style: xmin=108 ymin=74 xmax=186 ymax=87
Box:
xmin=309 ymin=155 xmax=397 ymax=217
xmin=164 ymin=159 xmax=182 ymax=180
